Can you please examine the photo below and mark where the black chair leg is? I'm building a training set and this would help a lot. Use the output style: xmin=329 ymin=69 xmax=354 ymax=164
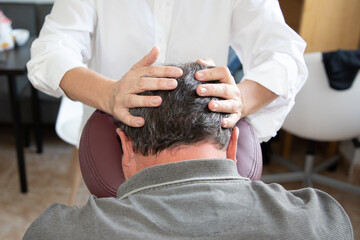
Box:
xmin=23 ymin=124 xmax=30 ymax=148
xmin=8 ymin=76 xmax=27 ymax=193
xmin=31 ymin=85 xmax=43 ymax=154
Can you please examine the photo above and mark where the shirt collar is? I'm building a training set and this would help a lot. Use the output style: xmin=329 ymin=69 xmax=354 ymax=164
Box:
xmin=117 ymin=159 xmax=248 ymax=199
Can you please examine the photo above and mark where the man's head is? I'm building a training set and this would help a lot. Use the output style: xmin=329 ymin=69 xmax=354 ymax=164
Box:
xmin=116 ymin=62 xmax=239 ymax=179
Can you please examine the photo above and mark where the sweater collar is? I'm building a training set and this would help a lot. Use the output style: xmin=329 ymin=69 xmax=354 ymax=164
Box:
xmin=117 ymin=159 xmax=247 ymax=199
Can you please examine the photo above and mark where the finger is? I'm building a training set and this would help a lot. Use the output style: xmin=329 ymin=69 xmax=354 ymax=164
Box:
xmin=208 ymin=99 xmax=242 ymax=114
xmin=195 ymin=66 xmax=233 ymax=83
xmin=196 ymin=58 xmax=216 ymax=66
xmin=131 ymin=46 xmax=160 ymax=70
xmin=197 ymin=83 xmax=241 ymax=99
xmin=122 ymin=94 xmax=163 ymax=108
xmin=136 ymin=65 xmax=183 ymax=78
xmin=132 ymin=77 xmax=178 ymax=92
xmin=114 ymin=109 xmax=145 ymax=127
xmin=222 ymin=114 xmax=241 ymax=128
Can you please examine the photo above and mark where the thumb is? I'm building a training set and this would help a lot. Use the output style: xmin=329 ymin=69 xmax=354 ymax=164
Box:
xmin=131 ymin=46 xmax=160 ymax=70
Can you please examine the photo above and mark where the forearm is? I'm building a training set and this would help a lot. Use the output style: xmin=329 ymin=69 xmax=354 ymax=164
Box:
xmin=60 ymin=67 xmax=115 ymax=114
xmin=238 ymin=80 xmax=278 ymax=117
xmin=59 ymin=47 xmax=182 ymax=127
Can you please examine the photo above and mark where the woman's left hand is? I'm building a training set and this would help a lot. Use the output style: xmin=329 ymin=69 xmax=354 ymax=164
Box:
xmin=195 ymin=58 xmax=243 ymax=128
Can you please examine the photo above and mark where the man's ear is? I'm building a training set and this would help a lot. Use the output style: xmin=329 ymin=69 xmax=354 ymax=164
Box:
xmin=116 ymin=128 xmax=136 ymax=179
xmin=226 ymin=127 xmax=239 ymax=162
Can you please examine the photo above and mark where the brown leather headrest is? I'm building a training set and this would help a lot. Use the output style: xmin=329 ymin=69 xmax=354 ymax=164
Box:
xmin=79 ymin=110 xmax=262 ymax=198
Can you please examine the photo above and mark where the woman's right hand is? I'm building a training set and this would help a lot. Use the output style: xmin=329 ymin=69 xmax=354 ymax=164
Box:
xmin=107 ymin=46 xmax=183 ymax=127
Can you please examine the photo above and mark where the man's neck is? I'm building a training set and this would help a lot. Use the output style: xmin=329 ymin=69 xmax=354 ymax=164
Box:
xmin=135 ymin=142 xmax=227 ymax=173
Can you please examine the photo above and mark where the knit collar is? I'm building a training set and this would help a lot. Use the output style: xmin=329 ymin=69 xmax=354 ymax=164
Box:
xmin=117 ymin=159 xmax=247 ymax=199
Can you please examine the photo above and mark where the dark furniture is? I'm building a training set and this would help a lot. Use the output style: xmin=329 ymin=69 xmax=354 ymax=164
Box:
xmin=0 ymin=37 xmax=42 ymax=193
xmin=0 ymin=2 xmax=55 ymax=193
xmin=0 ymin=2 xmax=58 ymax=125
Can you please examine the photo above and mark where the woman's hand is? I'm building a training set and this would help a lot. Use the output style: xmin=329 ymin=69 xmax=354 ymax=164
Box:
xmin=195 ymin=58 xmax=243 ymax=128
xmin=109 ymin=46 xmax=183 ymax=127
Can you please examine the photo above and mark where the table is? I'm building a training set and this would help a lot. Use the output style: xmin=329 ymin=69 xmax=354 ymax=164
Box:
xmin=0 ymin=36 xmax=42 ymax=193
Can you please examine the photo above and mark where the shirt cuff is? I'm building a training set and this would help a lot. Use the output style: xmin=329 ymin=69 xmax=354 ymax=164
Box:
xmin=242 ymin=53 xmax=298 ymax=99
xmin=246 ymin=96 xmax=295 ymax=142
xmin=27 ymin=49 xmax=87 ymax=98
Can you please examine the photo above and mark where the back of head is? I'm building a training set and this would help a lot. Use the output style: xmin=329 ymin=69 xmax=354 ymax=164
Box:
xmin=116 ymin=62 xmax=231 ymax=156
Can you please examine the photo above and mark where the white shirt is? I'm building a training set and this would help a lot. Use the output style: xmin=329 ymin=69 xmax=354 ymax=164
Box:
xmin=27 ymin=0 xmax=308 ymax=142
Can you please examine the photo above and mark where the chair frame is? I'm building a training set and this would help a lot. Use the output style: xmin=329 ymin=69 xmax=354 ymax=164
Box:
xmin=262 ymin=52 xmax=360 ymax=196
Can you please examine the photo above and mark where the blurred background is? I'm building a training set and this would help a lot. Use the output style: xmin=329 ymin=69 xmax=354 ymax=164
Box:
xmin=0 ymin=0 xmax=359 ymax=239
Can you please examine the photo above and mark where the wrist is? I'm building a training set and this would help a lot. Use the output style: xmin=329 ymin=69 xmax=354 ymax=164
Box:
xmin=239 ymin=87 xmax=247 ymax=118
xmin=238 ymin=80 xmax=278 ymax=117
xmin=60 ymin=67 xmax=116 ymax=114
xmin=101 ymin=79 xmax=117 ymax=115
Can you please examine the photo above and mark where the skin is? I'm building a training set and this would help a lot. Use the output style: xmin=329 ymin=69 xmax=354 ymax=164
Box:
xmin=195 ymin=58 xmax=278 ymax=128
xmin=117 ymin=127 xmax=239 ymax=180
xmin=60 ymin=46 xmax=278 ymax=128
xmin=60 ymin=46 xmax=182 ymax=127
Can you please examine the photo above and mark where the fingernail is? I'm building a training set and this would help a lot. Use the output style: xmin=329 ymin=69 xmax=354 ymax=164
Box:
xmin=171 ymin=68 xmax=182 ymax=76
xmin=151 ymin=98 xmax=159 ymax=105
xmin=199 ymin=87 xmax=207 ymax=95
xmin=176 ymin=69 xmax=183 ymax=76
xmin=222 ymin=119 xmax=227 ymax=128
xmin=197 ymin=72 xmax=204 ymax=79
xmin=135 ymin=119 xmax=143 ymax=126
xmin=167 ymin=80 xmax=177 ymax=88
xmin=199 ymin=59 xmax=206 ymax=64
xmin=212 ymin=102 xmax=218 ymax=110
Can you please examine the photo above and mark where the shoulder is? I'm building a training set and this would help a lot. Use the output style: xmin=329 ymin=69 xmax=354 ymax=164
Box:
xmin=23 ymin=196 xmax=137 ymax=239
xmin=23 ymin=202 xmax=84 ymax=240
xmin=23 ymin=197 xmax=102 ymax=240
xmin=23 ymin=203 xmax=77 ymax=239
xmin=290 ymin=187 xmax=353 ymax=239
xmin=249 ymin=182 xmax=353 ymax=239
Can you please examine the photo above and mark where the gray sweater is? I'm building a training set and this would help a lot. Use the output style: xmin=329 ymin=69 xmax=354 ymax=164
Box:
xmin=23 ymin=159 xmax=353 ymax=239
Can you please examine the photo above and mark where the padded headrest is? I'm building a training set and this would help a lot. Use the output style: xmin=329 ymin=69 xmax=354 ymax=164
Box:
xmin=79 ymin=110 xmax=262 ymax=198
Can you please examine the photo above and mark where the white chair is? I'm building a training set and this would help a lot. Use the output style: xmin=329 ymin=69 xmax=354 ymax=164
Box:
xmin=262 ymin=52 xmax=360 ymax=196
xmin=55 ymin=95 xmax=83 ymax=205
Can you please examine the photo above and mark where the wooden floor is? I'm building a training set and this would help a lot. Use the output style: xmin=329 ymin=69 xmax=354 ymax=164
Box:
xmin=0 ymin=125 xmax=359 ymax=240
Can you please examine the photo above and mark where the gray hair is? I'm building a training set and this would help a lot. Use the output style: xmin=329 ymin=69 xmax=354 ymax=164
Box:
xmin=116 ymin=62 xmax=232 ymax=156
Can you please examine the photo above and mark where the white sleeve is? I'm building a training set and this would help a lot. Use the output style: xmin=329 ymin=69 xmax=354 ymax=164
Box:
xmin=26 ymin=0 xmax=96 ymax=98
xmin=230 ymin=0 xmax=308 ymax=142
